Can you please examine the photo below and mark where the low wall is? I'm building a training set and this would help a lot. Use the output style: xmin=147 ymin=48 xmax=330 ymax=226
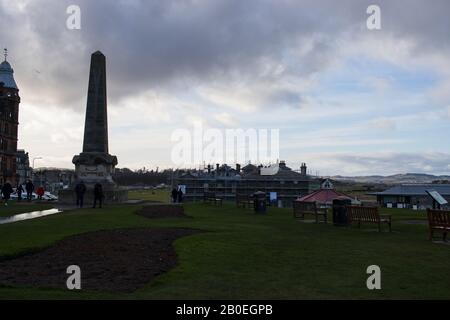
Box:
xmin=58 ymin=188 xmax=129 ymax=205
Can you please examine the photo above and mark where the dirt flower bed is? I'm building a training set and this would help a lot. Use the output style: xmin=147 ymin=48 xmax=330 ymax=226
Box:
xmin=0 ymin=228 xmax=198 ymax=293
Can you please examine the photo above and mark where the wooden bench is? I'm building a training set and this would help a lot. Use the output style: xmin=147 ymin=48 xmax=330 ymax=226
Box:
xmin=236 ymin=194 xmax=254 ymax=208
xmin=203 ymin=192 xmax=223 ymax=206
xmin=293 ymin=201 xmax=327 ymax=223
xmin=347 ymin=206 xmax=391 ymax=232
xmin=427 ymin=209 xmax=450 ymax=241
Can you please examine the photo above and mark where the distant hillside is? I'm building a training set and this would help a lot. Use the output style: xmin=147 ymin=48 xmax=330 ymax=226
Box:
xmin=329 ymin=173 xmax=450 ymax=185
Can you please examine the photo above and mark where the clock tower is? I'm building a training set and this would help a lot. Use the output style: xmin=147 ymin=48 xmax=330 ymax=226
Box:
xmin=0 ymin=49 xmax=20 ymax=185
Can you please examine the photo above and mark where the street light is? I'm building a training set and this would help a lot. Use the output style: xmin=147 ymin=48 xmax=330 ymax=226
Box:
xmin=32 ymin=157 xmax=43 ymax=188
xmin=32 ymin=157 xmax=42 ymax=169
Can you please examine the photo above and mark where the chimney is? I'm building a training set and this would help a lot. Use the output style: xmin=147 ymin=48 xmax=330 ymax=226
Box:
xmin=216 ymin=163 xmax=220 ymax=172
xmin=207 ymin=164 xmax=211 ymax=174
xmin=301 ymin=163 xmax=307 ymax=175
xmin=236 ymin=163 xmax=241 ymax=173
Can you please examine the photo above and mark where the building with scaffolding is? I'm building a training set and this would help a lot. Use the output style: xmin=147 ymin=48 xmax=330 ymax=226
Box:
xmin=173 ymin=161 xmax=320 ymax=207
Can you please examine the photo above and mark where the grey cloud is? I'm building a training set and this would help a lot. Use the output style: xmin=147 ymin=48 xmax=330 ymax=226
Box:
xmin=1 ymin=0 xmax=449 ymax=111
xmin=328 ymin=152 xmax=450 ymax=175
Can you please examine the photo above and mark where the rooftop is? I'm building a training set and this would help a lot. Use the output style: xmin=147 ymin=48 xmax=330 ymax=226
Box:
xmin=0 ymin=60 xmax=18 ymax=90
xmin=370 ymin=184 xmax=450 ymax=196
xmin=296 ymin=188 xmax=352 ymax=204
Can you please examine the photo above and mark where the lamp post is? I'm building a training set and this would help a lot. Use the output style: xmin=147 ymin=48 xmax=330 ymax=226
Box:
xmin=32 ymin=157 xmax=43 ymax=188
xmin=32 ymin=157 xmax=42 ymax=169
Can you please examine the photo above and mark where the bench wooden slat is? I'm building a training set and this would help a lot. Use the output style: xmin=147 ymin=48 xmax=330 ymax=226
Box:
xmin=347 ymin=206 xmax=391 ymax=232
xmin=293 ymin=201 xmax=327 ymax=224
xmin=203 ymin=192 xmax=223 ymax=206
xmin=236 ymin=194 xmax=254 ymax=209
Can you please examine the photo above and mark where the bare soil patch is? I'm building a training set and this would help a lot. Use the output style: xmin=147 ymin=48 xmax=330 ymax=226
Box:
xmin=0 ymin=228 xmax=198 ymax=293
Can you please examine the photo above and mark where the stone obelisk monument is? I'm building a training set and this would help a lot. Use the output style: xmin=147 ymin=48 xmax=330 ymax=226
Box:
xmin=59 ymin=51 xmax=127 ymax=204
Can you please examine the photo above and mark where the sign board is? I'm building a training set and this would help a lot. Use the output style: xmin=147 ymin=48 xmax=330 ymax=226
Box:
xmin=269 ymin=192 xmax=277 ymax=201
xmin=278 ymin=200 xmax=283 ymax=208
xmin=177 ymin=185 xmax=186 ymax=194
xmin=426 ymin=190 xmax=448 ymax=206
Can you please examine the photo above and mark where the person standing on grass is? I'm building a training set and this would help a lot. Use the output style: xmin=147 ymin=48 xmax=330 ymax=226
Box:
xmin=2 ymin=181 xmax=13 ymax=206
xmin=36 ymin=186 xmax=45 ymax=201
xmin=25 ymin=180 xmax=34 ymax=201
xmin=93 ymin=183 xmax=104 ymax=208
xmin=74 ymin=180 xmax=86 ymax=208
xmin=171 ymin=187 xmax=178 ymax=203
xmin=177 ymin=187 xmax=183 ymax=203
xmin=17 ymin=183 xmax=24 ymax=202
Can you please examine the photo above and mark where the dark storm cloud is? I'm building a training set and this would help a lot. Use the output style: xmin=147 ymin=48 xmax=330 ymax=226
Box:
xmin=0 ymin=0 xmax=449 ymax=111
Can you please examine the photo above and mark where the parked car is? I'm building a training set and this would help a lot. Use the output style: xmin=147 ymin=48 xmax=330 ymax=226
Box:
xmin=43 ymin=192 xmax=58 ymax=201
xmin=10 ymin=192 xmax=36 ymax=201
xmin=9 ymin=191 xmax=58 ymax=201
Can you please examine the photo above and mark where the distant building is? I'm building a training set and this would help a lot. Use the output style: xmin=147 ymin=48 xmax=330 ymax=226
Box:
xmin=370 ymin=184 xmax=450 ymax=209
xmin=16 ymin=149 xmax=31 ymax=184
xmin=296 ymin=179 xmax=354 ymax=207
xmin=33 ymin=168 xmax=75 ymax=193
xmin=174 ymin=161 xmax=320 ymax=207
xmin=0 ymin=52 xmax=20 ymax=185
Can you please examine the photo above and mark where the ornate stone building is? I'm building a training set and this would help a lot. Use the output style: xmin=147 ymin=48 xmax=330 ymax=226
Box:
xmin=16 ymin=149 xmax=31 ymax=184
xmin=0 ymin=51 xmax=20 ymax=186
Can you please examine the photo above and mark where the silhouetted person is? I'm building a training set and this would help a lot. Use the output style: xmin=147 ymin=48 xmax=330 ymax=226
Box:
xmin=17 ymin=184 xmax=24 ymax=202
xmin=171 ymin=188 xmax=178 ymax=203
xmin=36 ymin=186 xmax=45 ymax=201
xmin=25 ymin=180 xmax=34 ymax=201
xmin=74 ymin=181 xmax=87 ymax=208
xmin=93 ymin=183 xmax=103 ymax=208
xmin=2 ymin=181 xmax=13 ymax=206
xmin=177 ymin=188 xmax=183 ymax=203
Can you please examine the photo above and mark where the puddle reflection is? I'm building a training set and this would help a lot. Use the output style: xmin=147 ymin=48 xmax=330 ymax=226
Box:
xmin=0 ymin=209 xmax=62 ymax=225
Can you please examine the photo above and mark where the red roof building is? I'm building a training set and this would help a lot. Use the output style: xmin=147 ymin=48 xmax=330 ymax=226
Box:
xmin=295 ymin=179 xmax=353 ymax=206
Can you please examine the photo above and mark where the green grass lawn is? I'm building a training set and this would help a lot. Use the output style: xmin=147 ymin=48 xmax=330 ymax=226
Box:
xmin=0 ymin=198 xmax=448 ymax=300
xmin=128 ymin=189 xmax=169 ymax=203
xmin=0 ymin=202 xmax=55 ymax=218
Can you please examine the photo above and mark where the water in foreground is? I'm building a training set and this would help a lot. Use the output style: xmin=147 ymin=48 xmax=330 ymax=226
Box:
xmin=0 ymin=208 xmax=61 ymax=225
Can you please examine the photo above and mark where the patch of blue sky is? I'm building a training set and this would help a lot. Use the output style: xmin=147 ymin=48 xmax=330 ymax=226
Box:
xmin=316 ymin=56 xmax=439 ymax=96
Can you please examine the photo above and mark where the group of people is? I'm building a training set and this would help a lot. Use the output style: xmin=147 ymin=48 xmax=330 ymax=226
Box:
xmin=0 ymin=179 xmax=107 ymax=208
xmin=171 ymin=187 xmax=184 ymax=203
xmin=74 ymin=181 xmax=104 ymax=209
xmin=1 ymin=180 xmax=43 ymax=206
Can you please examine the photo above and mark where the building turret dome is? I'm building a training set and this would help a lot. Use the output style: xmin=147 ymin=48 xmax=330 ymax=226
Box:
xmin=0 ymin=60 xmax=18 ymax=89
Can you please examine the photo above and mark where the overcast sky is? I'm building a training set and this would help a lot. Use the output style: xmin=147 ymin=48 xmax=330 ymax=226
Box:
xmin=1 ymin=0 xmax=450 ymax=175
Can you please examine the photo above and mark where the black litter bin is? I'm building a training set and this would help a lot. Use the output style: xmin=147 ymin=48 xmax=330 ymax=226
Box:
xmin=332 ymin=198 xmax=352 ymax=226
xmin=253 ymin=191 xmax=267 ymax=214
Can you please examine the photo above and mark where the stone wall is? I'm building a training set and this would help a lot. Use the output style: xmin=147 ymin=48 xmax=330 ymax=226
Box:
xmin=58 ymin=188 xmax=128 ymax=205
